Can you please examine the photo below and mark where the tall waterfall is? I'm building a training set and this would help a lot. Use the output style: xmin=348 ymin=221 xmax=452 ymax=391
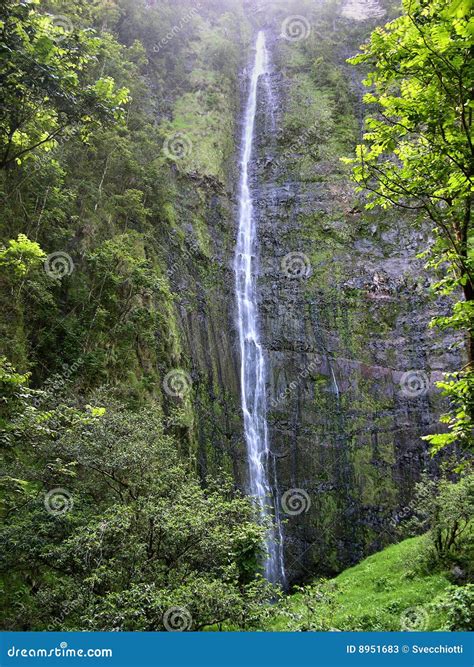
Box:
xmin=234 ymin=31 xmax=285 ymax=586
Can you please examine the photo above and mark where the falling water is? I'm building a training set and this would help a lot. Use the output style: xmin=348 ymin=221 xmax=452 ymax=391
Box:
xmin=234 ymin=31 xmax=285 ymax=586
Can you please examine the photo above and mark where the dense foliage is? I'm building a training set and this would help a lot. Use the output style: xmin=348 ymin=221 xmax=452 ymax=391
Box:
xmin=0 ymin=0 xmax=271 ymax=632
xmin=0 ymin=362 xmax=275 ymax=630
xmin=269 ymin=533 xmax=474 ymax=631
xmin=346 ymin=0 xmax=474 ymax=454
xmin=0 ymin=0 xmax=129 ymax=170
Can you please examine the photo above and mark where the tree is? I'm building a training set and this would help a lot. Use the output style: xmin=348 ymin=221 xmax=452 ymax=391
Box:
xmin=345 ymin=0 xmax=473 ymax=452
xmin=347 ymin=0 xmax=473 ymax=352
xmin=0 ymin=384 xmax=276 ymax=631
xmin=406 ymin=471 xmax=474 ymax=559
xmin=0 ymin=234 xmax=45 ymax=277
xmin=0 ymin=0 xmax=129 ymax=169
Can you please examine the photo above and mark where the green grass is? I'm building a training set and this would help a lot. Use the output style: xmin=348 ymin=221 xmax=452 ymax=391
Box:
xmin=268 ymin=535 xmax=453 ymax=631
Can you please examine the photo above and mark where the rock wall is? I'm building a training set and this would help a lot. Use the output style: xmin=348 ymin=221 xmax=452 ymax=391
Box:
xmin=244 ymin=6 xmax=462 ymax=583
xmin=159 ymin=0 xmax=461 ymax=584
xmin=162 ymin=173 xmax=245 ymax=483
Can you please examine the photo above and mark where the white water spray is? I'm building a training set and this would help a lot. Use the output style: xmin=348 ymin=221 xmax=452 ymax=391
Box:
xmin=234 ymin=31 xmax=285 ymax=586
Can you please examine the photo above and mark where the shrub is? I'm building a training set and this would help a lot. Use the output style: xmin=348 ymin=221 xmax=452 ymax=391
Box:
xmin=436 ymin=585 xmax=474 ymax=631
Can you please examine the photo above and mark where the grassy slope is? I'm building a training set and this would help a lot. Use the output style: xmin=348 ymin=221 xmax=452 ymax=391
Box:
xmin=269 ymin=536 xmax=452 ymax=631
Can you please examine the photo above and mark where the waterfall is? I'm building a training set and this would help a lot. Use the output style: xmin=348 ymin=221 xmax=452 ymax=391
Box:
xmin=234 ymin=31 xmax=286 ymax=586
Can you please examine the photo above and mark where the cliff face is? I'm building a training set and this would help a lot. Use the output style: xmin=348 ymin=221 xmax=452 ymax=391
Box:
xmin=161 ymin=172 xmax=245 ymax=482
xmin=170 ymin=0 xmax=462 ymax=583
xmin=241 ymin=4 xmax=462 ymax=582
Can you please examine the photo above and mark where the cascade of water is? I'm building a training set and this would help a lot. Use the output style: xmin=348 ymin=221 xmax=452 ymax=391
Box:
xmin=234 ymin=30 xmax=285 ymax=586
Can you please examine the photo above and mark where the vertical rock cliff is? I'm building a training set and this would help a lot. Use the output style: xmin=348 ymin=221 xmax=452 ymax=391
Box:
xmin=162 ymin=1 xmax=461 ymax=584
xmin=239 ymin=1 xmax=462 ymax=582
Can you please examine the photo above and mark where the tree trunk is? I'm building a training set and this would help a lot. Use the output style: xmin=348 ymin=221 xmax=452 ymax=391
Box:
xmin=462 ymin=281 xmax=474 ymax=367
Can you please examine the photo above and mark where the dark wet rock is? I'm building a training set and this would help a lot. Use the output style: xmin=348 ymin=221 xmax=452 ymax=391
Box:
xmin=243 ymin=27 xmax=463 ymax=584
